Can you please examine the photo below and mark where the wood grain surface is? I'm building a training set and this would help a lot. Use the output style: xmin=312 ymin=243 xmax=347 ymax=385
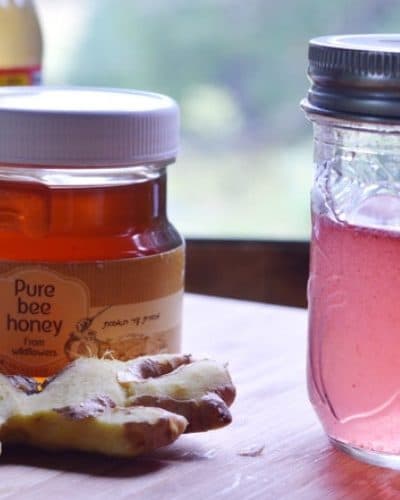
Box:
xmin=0 ymin=294 xmax=398 ymax=500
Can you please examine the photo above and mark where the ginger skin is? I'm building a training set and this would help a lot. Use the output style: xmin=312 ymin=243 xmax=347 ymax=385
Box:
xmin=0 ymin=354 xmax=235 ymax=457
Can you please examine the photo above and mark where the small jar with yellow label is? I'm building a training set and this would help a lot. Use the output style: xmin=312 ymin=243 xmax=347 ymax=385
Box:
xmin=0 ymin=86 xmax=184 ymax=377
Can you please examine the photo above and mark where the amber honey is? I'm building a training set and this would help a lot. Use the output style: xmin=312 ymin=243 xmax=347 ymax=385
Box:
xmin=0 ymin=170 xmax=181 ymax=261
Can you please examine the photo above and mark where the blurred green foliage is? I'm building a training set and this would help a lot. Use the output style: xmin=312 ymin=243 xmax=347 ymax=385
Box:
xmin=64 ymin=0 xmax=400 ymax=238
xmin=69 ymin=0 xmax=400 ymax=145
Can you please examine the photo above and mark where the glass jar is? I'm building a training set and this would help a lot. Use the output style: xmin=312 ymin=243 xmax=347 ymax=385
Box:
xmin=303 ymin=35 xmax=400 ymax=469
xmin=0 ymin=86 xmax=184 ymax=377
xmin=0 ymin=0 xmax=42 ymax=85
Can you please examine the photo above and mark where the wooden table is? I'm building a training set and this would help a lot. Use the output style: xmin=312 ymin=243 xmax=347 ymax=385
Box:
xmin=0 ymin=294 xmax=399 ymax=499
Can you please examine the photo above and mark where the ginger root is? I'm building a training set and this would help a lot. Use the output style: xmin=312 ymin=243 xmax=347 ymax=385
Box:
xmin=0 ymin=354 xmax=235 ymax=457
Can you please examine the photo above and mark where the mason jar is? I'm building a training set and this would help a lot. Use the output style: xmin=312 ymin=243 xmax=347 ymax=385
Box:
xmin=302 ymin=35 xmax=400 ymax=469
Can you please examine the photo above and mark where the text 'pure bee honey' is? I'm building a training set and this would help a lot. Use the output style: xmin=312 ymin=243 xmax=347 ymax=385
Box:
xmin=0 ymin=86 xmax=184 ymax=377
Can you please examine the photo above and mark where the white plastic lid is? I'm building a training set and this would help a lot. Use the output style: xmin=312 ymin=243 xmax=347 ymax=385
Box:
xmin=0 ymin=86 xmax=180 ymax=167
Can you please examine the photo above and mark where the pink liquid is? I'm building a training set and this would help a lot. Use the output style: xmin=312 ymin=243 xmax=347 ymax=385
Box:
xmin=308 ymin=210 xmax=400 ymax=454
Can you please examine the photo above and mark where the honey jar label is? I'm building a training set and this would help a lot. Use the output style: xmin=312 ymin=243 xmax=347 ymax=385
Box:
xmin=0 ymin=65 xmax=42 ymax=86
xmin=0 ymin=245 xmax=184 ymax=376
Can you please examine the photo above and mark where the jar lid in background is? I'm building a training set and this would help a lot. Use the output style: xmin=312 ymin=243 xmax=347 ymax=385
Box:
xmin=0 ymin=87 xmax=179 ymax=166
xmin=303 ymin=34 xmax=400 ymax=122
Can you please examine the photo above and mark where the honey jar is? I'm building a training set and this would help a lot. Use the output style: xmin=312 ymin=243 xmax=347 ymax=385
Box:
xmin=0 ymin=86 xmax=184 ymax=377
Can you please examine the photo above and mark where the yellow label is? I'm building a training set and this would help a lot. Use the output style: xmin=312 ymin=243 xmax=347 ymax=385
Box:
xmin=0 ymin=246 xmax=184 ymax=376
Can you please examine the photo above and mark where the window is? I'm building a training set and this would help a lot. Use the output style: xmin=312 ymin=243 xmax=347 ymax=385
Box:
xmin=36 ymin=0 xmax=400 ymax=240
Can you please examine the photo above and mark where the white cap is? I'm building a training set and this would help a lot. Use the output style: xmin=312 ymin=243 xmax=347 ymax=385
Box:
xmin=0 ymin=86 xmax=180 ymax=167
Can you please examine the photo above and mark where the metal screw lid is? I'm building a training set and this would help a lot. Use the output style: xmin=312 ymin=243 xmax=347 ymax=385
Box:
xmin=302 ymin=34 xmax=400 ymax=121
